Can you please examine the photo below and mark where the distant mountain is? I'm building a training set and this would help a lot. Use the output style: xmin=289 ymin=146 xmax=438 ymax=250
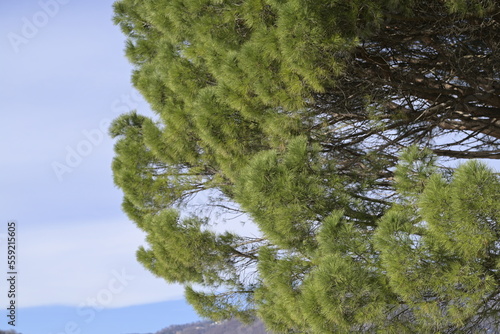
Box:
xmin=154 ymin=319 xmax=270 ymax=334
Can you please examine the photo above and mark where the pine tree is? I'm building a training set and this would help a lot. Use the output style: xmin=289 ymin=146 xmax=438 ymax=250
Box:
xmin=111 ymin=0 xmax=500 ymax=332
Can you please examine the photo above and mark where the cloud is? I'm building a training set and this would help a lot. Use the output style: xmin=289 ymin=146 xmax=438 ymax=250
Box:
xmin=0 ymin=218 xmax=185 ymax=309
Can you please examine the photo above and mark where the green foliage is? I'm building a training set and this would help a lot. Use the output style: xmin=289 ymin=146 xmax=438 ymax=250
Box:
xmin=444 ymin=0 xmax=496 ymax=15
xmin=299 ymin=212 xmax=393 ymax=333
xmin=375 ymin=157 xmax=500 ymax=331
xmin=185 ymin=286 xmax=255 ymax=323
xmin=111 ymin=0 xmax=500 ymax=332
xmin=394 ymin=146 xmax=437 ymax=197
xmin=137 ymin=209 xmax=238 ymax=285
xmin=235 ymin=136 xmax=344 ymax=250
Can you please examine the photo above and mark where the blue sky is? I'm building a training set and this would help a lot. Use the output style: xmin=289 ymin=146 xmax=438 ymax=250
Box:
xmin=0 ymin=1 xmax=202 ymax=333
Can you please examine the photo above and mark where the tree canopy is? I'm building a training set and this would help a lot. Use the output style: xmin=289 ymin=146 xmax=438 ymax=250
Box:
xmin=111 ymin=0 xmax=500 ymax=332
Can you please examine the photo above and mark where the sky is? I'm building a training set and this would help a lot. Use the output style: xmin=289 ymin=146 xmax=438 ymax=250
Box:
xmin=0 ymin=1 xmax=203 ymax=333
